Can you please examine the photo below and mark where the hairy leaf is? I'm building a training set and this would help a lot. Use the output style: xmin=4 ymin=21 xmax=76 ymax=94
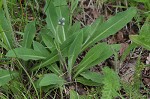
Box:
xmin=101 ymin=67 xmax=121 ymax=99
xmin=6 ymin=47 xmax=46 ymax=60
xmin=33 ymin=41 xmax=50 ymax=57
xmin=41 ymin=32 xmax=54 ymax=50
xmin=0 ymin=69 xmax=18 ymax=86
xmin=48 ymin=64 xmax=63 ymax=76
xmin=74 ymin=43 xmax=119 ymax=77
xmin=130 ymin=35 xmax=150 ymax=51
xmin=83 ymin=16 xmax=104 ymax=45
xmin=31 ymin=30 xmax=82 ymax=71
xmin=23 ymin=22 xmax=36 ymax=48
xmin=80 ymin=71 xmax=103 ymax=84
xmin=76 ymin=77 xmax=101 ymax=86
xmin=45 ymin=1 xmax=57 ymax=35
xmin=70 ymin=90 xmax=79 ymax=99
xmin=0 ymin=10 xmax=14 ymax=49
xmin=0 ymin=0 xmax=2 ymax=9
xmin=39 ymin=73 xmax=64 ymax=87
xmin=83 ymin=7 xmax=137 ymax=50
xmin=68 ymin=31 xmax=83 ymax=76
xmin=130 ymin=21 xmax=150 ymax=51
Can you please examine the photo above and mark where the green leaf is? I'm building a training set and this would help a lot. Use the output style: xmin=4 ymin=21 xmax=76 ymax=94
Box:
xmin=0 ymin=0 xmax=2 ymax=9
xmin=70 ymin=0 xmax=79 ymax=13
xmin=80 ymin=71 xmax=103 ymax=84
xmin=0 ymin=10 xmax=14 ymax=49
xmin=53 ymin=0 xmax=67 ymax=6
xmin=83 ymin=16 xmax=104 ymax=44
xmin=130 ymin=21 xmax=150 ymax=51
xmin=120 ymin=43 xmax=137 ymax=61
xmin=130 ymin=35 xmax=150 ymax=51
xmin=31 ymin=50 xmax=59 ymax=71
xmin=83 ymin=7 xmax=137 ymax=50
xmin=68 ymin=31 xmax=83 ymax=76
xmin=140 ymin=21 xmax=150 ymax=34
xmin=48 ymin=63 xmax=63 ymax=76
xmin=55 ymin=6 xmax=69 ymax=42
xmin=74 ymin=43 xmax=112 ymax=77
xmin=6 ymin=47 xmax=46 ymax=60
xmin=39 ymin=73 xmax=64 ymax=87
xmin=76 ymin=77 xmax=101 ymax=86
xmin=45 ymin=0 xmax=69 ymax=43
xmin=0 ymin=25 xmax=9 ymax=50
xmin=70 ymin=90 xmax=79 ymax=99
xmin=45 ymin=1 xmax=57 ymax=36
xmin=87 ymin=44 xmax=120 ymax=67
xmin=23 ymin=21 xmax=36 ymax=48
xmin=133 ymin=0 xmax=148 ymax=3
xmin=33 ymin=41 xmax=50 ymax=57
xmin=0 ymin=69 xmax=18 ymax=86
xmin=31 ymin=30 xmax=81 ymax=71
xmin=67 ymin=22 xmax=80 ymax=37
xmin=41 ymin=32 xmax=54 ymax=50
xmin=101 ymin=67 xmax=121 ymax=99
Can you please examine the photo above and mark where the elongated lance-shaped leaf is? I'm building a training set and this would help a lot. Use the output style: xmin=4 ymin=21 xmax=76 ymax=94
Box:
xmin=83 ymin=16 xmax=104 ymax=44
xmin=31 ymin=50 xmax=59 ymax=71
xmin=45 ymin=1 xmax=57 ymax=35
xmin=54 ymin=0 xmax=69 ymax=41
xmin=45 ymin=0 xmax=69 ymax=43
xmin=23 ymin=21 xmax=36 ymax=48
xmin=70 ymin=90 xmax=79 ymax=99
xmin=130 ymin=35 xmax=150 ymax=51
xmin=0 ymin=25 xmax=9 ymax=50
xmin=6 ymin=47 xmax=46 ymax=61
xmin=101 ymin=67 xmax=121 ymax=99
xmin=0 ymin=10 xmax=14 ymax=50
xmin=0 ymin=0 xmax=2 ymax=9
xmin=130 ymin=20 xmax=150 ymax=51
xmin=74 ymin=43 xmax=119 ymax=78
xmin=76 ymin=77 xmax=101 ymax=86
xmin=31 ymin=30 xmax=82 ymax=71
xmin=87 ymin=44 xmax=120 ymax=67
xmin=82 ymin=7 xmax=137 ymax=50
xmin=68 ymin=31 xmax=83 ymax=76
xmin=140 ymin=21 xmax=150 ymax=36
xmin=0 ymin=69 xmax=18 ymax=86
xmin=39 ymin=73 xmax=64 ymax=87
xmin=67 ymin=22 xmax=80 ymax=37
xmin=70 ymin=0 xmax=79 ymax=13
xmin=41 ymin=33 xmax=54 ymax=50
xmin=33 ymin=41 xmax=50 ymax=57
xmin=80 ymin=71 xmax=103 ymax=84
xmin=74 ymin=43 xmax=108 ymax=77
xmin=39 ymin=28 xmax=54 ymax=51
xmin=48 ymin=63 xmax=63 ymax=76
